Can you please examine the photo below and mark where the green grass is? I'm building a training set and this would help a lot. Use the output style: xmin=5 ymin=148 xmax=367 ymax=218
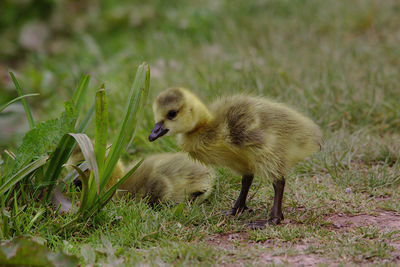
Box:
xmin=1 ymin=0 xmax=399 ymax=265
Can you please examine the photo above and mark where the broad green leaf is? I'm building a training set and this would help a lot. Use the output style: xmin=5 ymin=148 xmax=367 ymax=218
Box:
xmin=0 ymin=156 xmax=48 ymax=195
xmin=63 ymin=163 xmax=89 ymax=213
xmin=26 ymin=208 xmax=45 ymax=230
xmin=101 ymin=63 xmax=150 ymax=192
xmin=93 ymin=159 xmax=143 ymax=214
xmin=94 ymin=85 xmax=108 ymax=175
xmin=0 ymin=93 xmax=39 ymax=113
xmin=129 ymin=63 xmax=151 ymax=145
xmin=69 ymin=133 xmax=100 ymax=195
xmin=9 ymin=72 xmax=36 ymax=129
xmin=8 ymin=74 xmax=89 ymax=185
xmin=72 ymin=74 xmax=90 ymax=114
xmin=9 ymin=101 xmax=77 ymax=177
xmin=4 ymin=150 xmax=16 ymax=160
xmin=42 ymin=133 xmax=77 ymax=201
xmin=77 ymin=104 xmax=94 ymax=133
xmin=63 ymin=161 xmax=89 ymax=184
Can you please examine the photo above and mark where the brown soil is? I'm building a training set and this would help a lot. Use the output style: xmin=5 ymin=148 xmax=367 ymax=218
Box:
xmin=207 ymin=209 xmax=400 ymax=266
xmin=325 ymin=210 xmax=400 ymax=230
xmin=208 ymin=232 xmax=334 ymax=266
xmin=256 ymin=243 xmax=332 ymax=266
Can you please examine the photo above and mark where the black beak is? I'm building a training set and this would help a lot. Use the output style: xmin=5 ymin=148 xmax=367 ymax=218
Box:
xmin=149 ymin=121 xmax=169 ymax=142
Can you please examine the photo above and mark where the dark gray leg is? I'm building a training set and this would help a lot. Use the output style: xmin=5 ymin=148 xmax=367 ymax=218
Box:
xmin=229 ymin=174 xmax=254 ymax=215
xmin=268 ymin=178 xmax=285 ymax=225
xmin=248 ymin=177 xmax=285 ymax=229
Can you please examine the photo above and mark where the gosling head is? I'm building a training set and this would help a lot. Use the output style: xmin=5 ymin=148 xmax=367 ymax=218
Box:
xmin=149 ymin=88 xmax=211 ymax=142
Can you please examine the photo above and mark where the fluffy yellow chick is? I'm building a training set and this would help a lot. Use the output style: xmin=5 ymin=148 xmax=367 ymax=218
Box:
xmin=149 ymin=88 xmax=322 ymax=227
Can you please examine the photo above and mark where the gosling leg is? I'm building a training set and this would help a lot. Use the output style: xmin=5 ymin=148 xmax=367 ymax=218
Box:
xmin=268 ymin=178 xmax=285 ymax=225
xmin=248 ymin=178 xmax=285 ymax=229
xmin=229 ymin=174 xmax=254 ymax=215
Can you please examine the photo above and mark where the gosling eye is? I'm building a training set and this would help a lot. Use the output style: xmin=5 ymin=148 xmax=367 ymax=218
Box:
xmin=166 ymin=110 xmax=178 ymax=120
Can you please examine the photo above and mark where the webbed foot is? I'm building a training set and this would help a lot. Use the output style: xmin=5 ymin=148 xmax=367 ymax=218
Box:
xmin=267 ymin=213 xmax=284 ymax=225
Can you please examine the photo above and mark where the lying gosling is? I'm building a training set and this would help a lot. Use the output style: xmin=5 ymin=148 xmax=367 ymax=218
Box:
xmin=68 ymin=150 xmax=215 ymax=204
xmin=149 ymin=88 xmax=322 ymax=227
xmin=110 ymin=152 xmax=215 ymax=203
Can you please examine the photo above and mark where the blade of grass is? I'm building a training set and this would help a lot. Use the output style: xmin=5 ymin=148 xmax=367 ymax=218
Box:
xmin=69 ymin=133 xmax=100 ymax=195
xmin=99 ymin=159 xmax=143 ymax=205
xmin=77 ymin=104 xmax=94 ymax=133
xmin=63 ymin=162 xmax=89 ymax=184
xmin=39 ymin=75 xmax=88 ymax=200
xmin=2 ymin=209 xmax=10 ymax=238
xmin=63 ymin=164 xmax=90 ymax=214
xmin=100 ymin=63 xmax=150 ymax=192
xmin=87 ymin=159 xmax=143 ymax=218
xmin=26 ymin=208 xmax=45 ymax=231
xmin=72 ymin=74 xmax=90 ymax=113
xmin=42 ymin=135 xmax=77 ymax=201
xmin=4 ymin=150 xmax=16 ymax=160
xmin=129 ymin=64 xmax=151 ymax=145
xmin=13 ymin=191 xmax=21 ymax=235
xmin=0 ymin=156 xmax=48 ymax=195
xmin=94 ymin=85 xmax=108 ymax=175
xmin=58 ymin=158 xmax=126 ymax=227
xmin=0 ymin=94 xmax=39 ymax=113
xmin=9 ymin=72 xmax=36 ymax=129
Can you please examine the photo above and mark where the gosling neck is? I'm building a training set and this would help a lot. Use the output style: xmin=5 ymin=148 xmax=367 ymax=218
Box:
xmin=187 ymin=101 xmax=213 ymax=135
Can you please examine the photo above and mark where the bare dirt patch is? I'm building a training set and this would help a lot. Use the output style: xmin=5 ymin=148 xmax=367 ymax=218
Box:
xmin=325 ymin=209 xmax=400 ymax=264
xmin=325 ymin=209 xmax=400 ymax=230
xmin=255 ymin=243 xmax=333 ymax=266
xmin=207 ymin=210 xmax=400 ymax=266
xmin=207 ymin=232 xmax=335 ymax=266
xmin=207 ymin=232 xmax=251 ymax=250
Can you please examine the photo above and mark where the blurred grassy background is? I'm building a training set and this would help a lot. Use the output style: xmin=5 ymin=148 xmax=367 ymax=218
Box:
xmin=1 ymin=0 xmax=399 ymax=150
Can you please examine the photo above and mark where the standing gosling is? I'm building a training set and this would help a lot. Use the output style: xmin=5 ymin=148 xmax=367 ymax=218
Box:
xmin=149 ymin=88 xmax=322 ymax=227
xmin=68 ymin=150 xmax=215 ymax=204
